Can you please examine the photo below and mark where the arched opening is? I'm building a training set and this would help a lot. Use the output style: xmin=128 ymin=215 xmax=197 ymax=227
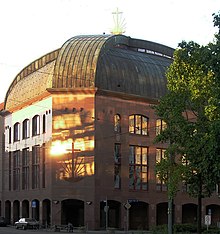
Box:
xmin=5 ymin=200 xmax=11 ymax=225
xmin=129 ymin=201 xmax=148 ymax=230
xmin=182 ymin=203 xmax=197 ymax=224
xmin=206 ymin=204 xmax=220 ymax=225
xmin=31 ymin=199 xmax=39 ymax=220
xmin=156 ymin=202 xmax=168 ymax=225
xmin=100 ymin=200 xmax=121 ymax=229
xmin=22 ymin=200 xmax=29 ymax=218
xmin=61 ymin=199 xmax=84 ymax=226
xmin=13 ymin=200 xmax=20 ymax=223
xmin=42 ymin=199 xmax=51 ymax=226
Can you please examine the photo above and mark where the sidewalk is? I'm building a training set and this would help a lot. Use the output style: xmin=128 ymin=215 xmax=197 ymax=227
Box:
xmin=41 ymin=228 xmax=152 ymax=234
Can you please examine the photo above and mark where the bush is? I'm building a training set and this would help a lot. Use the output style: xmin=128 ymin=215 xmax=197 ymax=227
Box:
xmin=202 ymin=226 xmax=220 ymax=234
xmin=151 ymin=224 xmax=168 ymax=234
xmin=151 ymin=224 xmax=198 ymax=233
xmin=174 ymin=223 xmax=197 ymax=233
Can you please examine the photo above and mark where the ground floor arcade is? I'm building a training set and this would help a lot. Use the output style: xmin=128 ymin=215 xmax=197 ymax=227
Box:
xmin=1 ymin=199 xmax=220 ymax=230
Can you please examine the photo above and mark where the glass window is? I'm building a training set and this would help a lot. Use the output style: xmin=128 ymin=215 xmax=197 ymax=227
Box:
xmin=43 ymin=114 xmax=46 ymax=133
xmin=129 ymin=115 xmax=135 ymax=133
xmin=129 ymin=146 xmax=135 ymax=164
xmin=129 ymin=115 xmax=148 ymax=135
xmin=42 ymin=143 xmax=46 ymax=188
xmin=9 ymin=152 xmax=12 ymax=191
xmin=114 ymin=143 xmax=121 ymax=189
xmin=9 ymin=127 xmax=11 ymax=144
xmin=22 ymin=148 xmax=29 ymax=190
xmin=156 ymin=148 xmax=167 ymax=190
xmin=32 ymin=115 xmax=40 ymax=136
xmin=14 ymin=122 xmax=20 ymax=142
xmin=13 ymin=150 xmax=20 ymax=190
xmin=114 ymin=165 xmax=121 ymax=189
xmin=32 ymin=145 xmax=40 ymax=189
xmin=129 ymin=145 xmax=148 ymax=190
xmin=114 ymin=144 xmax=121 ymax=163
xmin=114 ymin=114 xmax=121 ymax=133
xmin=156 ymin=119 xmax=167 ymax=135
xmin=22 ymin=119 xmax=30 ymax=139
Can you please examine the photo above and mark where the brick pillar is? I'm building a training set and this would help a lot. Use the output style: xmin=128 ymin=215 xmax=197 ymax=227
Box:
xmin=51 ymin=201 xmax=61 ymax=225
xmin=149 ymin=204 xmax=156 ymax=229
xmin=39 ymin=201 xmax=43 ymax=225
xmin=84 ymin=201 xmax=95 ymax=230
xmin=175 ymin=204 xmax=182 ymax=224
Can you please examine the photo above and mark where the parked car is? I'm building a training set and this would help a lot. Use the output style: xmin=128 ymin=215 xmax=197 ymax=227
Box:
xmin=14 ymin=218 xmax=39 ymax=230
xmin=0 ymin=217 xmax=7 ymax=227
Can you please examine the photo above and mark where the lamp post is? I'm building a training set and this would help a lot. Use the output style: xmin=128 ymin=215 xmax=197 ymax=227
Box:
xmin=104 ymin=197 xmax=109 ymax=231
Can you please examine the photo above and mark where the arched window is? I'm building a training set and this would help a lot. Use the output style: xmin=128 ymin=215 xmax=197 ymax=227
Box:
xmin=32 ymin=115 xmax=40 ymax=136
xmin=22 ymin=119 xmax=30 ymax=139
xmin=129 ymin=114 xmax=148 ymax=135
xmin=114 ymin=114 xmax=121 ymax=133
xmin=13 ymin=122 xmax=20 ymax=142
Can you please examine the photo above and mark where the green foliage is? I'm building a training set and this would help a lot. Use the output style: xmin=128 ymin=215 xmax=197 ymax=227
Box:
xmin=151 ymin=224 xmax=168 ymax=234
xmin=151 ymin=224 xmax=199 ymax=233
xmin=154 ymin=11 xmax=220 ymax=201
xmin=174 ymin=223 xmax=197 ymax=233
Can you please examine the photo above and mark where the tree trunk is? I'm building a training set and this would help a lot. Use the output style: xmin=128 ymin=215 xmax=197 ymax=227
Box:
xmin=168 ymin=198 xmax=173 ymax=234
xmin=197 ymin=179 xmax=202 ymax=234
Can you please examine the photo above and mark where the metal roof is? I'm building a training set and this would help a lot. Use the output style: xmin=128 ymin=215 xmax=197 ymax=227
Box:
xmin=4 ymin=34 xmax=174 ymax=110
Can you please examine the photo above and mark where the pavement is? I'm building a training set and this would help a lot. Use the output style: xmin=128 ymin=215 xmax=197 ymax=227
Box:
xmin=0 ymin=226 xmax=152 ymax=234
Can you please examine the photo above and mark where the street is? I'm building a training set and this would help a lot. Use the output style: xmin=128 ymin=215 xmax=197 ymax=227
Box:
xmin=0 ymin=226 xmax=152 ymax=234
xmin=0 ymin=226 xmax=49 ymax=234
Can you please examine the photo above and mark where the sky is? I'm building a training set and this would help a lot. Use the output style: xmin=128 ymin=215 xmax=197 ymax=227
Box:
xmin=0 ymin=0 xmax=219 ymax=103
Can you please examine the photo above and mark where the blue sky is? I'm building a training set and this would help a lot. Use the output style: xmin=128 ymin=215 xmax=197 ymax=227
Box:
xmin=0 ymin=0 xmax=219 ymax=103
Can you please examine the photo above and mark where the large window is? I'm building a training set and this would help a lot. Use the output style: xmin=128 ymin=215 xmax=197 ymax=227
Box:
xmin=22 ymin=119 xmax=30 ymax=139
xmin=129 ymin=115 xmax=148 ymax=135
xmin=14 ymin=122 xmax=20 ymax=142
xmin=13 ymin=150 xmax=20 ymax=190
xmin=114 ymin=143 xmax=121 ymax=189
xmin=156 ymin=148 xmax=167 ymax=191
xmin=129 ymin=145 xmax=148 ymax=190
xmin=22 ymin=148 xmax=29 ymax=190
xmin=32 ymin=115 xmax=40 ymax=136
xmin=32 ymin=145 xmax=40 ymax=189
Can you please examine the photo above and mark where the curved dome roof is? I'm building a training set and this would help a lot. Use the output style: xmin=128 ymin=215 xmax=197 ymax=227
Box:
xmin=4 ymin=34 xmax=174 ymax=110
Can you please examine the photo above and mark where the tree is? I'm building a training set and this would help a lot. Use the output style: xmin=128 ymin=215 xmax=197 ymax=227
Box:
xmin=154 ymin=11 xmax=220 ymax=234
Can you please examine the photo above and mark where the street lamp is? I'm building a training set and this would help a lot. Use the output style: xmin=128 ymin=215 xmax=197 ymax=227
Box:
xmin=104 ymin=197 xmax=109 ymax=231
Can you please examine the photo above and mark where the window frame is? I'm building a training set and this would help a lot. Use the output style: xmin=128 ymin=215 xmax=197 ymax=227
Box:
xmin=32 ymin=115 xmax=40 ymax=136
xmin=22 ymin=119 xmax=30 ymax=139
xmin=114 ymin=114 xmax=121 ymax=133
xmin=156 ymin=119 xmax=167 ymax=136
xmin=129 ymin=114 xmax=149 ymax=135
xmin=156 ymin=148 xmax=167 ymax=191
xmin=13 ymin=122 xmax=20 ymax=142
xmin=129 ymin=145 xmax=148 ymax=190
